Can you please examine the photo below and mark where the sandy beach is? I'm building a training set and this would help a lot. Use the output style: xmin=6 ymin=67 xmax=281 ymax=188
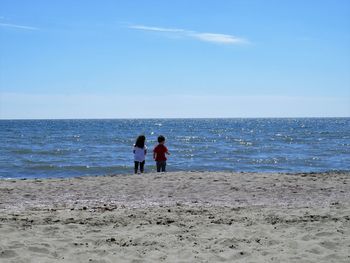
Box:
xmin=0 ymin=171 xmax=349 ymax=262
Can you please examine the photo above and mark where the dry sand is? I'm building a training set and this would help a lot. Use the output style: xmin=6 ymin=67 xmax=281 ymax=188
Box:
xmin=0 ymin=171 xmax=349 ymax=263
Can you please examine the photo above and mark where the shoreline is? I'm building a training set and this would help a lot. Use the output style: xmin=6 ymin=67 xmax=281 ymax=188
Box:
xmin=2 ymin=169 xmax=349 ymax=182
xmin=1 ymin=172 xmax=349 ymax=262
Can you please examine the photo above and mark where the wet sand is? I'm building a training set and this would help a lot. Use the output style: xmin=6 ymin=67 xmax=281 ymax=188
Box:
xmin=0 ymin=171 xmax=349 ymax=262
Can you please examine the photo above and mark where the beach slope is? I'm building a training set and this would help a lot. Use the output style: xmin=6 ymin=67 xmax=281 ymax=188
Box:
xmin=0 ymin=172 xmax=349 ymax=262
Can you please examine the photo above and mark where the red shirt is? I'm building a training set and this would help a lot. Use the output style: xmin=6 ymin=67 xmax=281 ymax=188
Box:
xmin=153 ymin=144 xmax=168 ymax=161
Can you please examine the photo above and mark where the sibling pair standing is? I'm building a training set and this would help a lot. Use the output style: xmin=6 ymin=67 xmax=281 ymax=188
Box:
xmin=133 ymin=135 xmax=170 ymax=174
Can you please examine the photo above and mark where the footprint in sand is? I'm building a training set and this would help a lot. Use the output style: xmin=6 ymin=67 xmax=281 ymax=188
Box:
xmin=315 ymin=231 xmax=334 ymax=237
xmin=43 ymin=225 xmax=61 ymax=233
xmin=301 ymin=234 xmax=313 ymax=241
xmin=0 ymin=250 xmax=18 ymax=258
xmin=28 ymin=246 xmax=50 ymax=254
xmin=306 ymin=247 xmax=322 ymax=255
xmin=23 ymin=194 xmax=37 ymax=200
xmin=319 ymin=241 xmax=337 ymax=250
xmin=8 ymin=242 xmax=25 ymax=249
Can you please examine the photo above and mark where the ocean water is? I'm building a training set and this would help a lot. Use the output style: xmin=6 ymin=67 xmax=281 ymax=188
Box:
xmin=0 ymin=118 xmax=349 ymax=179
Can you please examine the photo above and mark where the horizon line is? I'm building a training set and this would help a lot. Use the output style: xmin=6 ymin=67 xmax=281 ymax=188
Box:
xmin=1 ymin=116 xmax=349 ymax=121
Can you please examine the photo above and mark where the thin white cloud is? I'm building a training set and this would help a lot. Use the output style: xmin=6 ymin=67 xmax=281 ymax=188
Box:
xmin=128 ymin=25 xmax=185 ymax=33
xmin=192 ymin=32 xmax=247 ymax=44
xmin=128 ymin=24 xmax=248 ymax=45
xmin=0 ymin=22 xmax=39 ymax=31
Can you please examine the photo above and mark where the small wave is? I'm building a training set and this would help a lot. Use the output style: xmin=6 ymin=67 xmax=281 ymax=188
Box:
xmin=27 ymin=164 xmax=131 ymax=173
xmin=11 ymin=148 xmax=72 ymax=156
xmin=29 ymin=164 xmax=58 ymax=170
xmin=11 ymin=149 xmax=33 ymax=154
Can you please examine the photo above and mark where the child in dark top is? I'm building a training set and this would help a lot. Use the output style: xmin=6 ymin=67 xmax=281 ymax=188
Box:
xmin=153 ymin=135 xmax=170 ymax=172
xmin=133 ymin=135 xmax=147 ymax=174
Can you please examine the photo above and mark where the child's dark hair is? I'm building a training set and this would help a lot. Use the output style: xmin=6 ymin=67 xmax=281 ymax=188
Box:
xmin=157 ymin=135 xmax=165 ymax=143
xmin=135 ymin=135 xmax=146 ymax=148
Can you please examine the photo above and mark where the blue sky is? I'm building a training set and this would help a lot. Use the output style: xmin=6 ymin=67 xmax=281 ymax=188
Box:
xmin=0 ymin=0 xmax=349 ymax=118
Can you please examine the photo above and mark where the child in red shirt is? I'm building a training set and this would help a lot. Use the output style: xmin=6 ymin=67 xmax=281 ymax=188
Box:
xmin=153 ymin=135 xmax=170 ymax=172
